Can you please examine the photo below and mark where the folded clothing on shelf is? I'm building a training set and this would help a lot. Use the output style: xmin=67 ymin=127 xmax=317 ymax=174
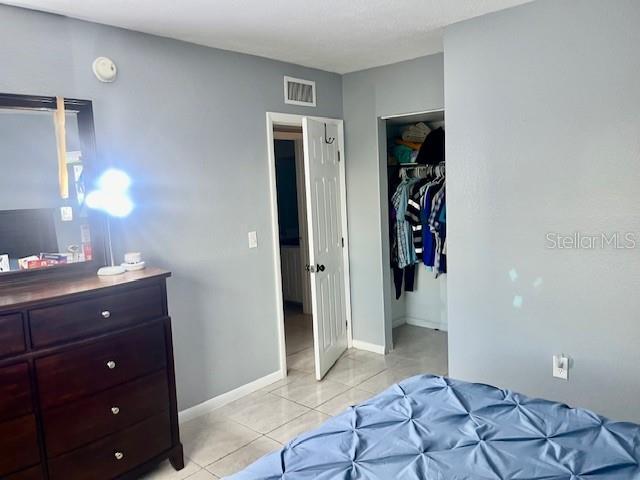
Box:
xmin=393 ymin=144 xmax=419 ymax=164
xmin=401 ymin=122 xmax=431 ymax=143
xmin=395 ymin=138 xmax=422 ymax=150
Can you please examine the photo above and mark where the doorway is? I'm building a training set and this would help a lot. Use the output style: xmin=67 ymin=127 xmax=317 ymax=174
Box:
xmin=273 ymin=128 xmax=314 ymax=373
xmin=380 ymin=109 xmax=449 ymax=376
xmin=266 ymin=113 xmax=353 ymax=382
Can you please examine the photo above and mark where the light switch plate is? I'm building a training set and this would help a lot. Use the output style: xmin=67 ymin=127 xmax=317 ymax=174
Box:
xmin=60 ymin=206 xmax=73 ymax=222
xmin=248 ymin=231 xmax=258 ymax=249
xmin=553 ymin=354 xmax=569 ymax=380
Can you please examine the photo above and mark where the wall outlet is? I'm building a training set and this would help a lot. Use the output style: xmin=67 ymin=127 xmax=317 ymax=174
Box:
xmin=248 ymin=231 xmax=258 ymax=249
xmin=553 ymin=354 xmax=569 ymax=380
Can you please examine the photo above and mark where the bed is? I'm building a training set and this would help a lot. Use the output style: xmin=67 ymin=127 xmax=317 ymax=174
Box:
xmin=228 ymin=375 xmax=640 ymax=479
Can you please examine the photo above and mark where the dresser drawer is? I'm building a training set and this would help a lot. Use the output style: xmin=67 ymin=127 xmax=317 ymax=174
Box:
xmin=30 ymin=283 xmax=164 ymax=348
xmin=0 ymin=313 xmax=25 ymax=358
xmin=0 ymin=363 xmax=32 ymax=422
xmin=5 ymin=465 xmax=44 ymax=480
xmin=48 ymin=411 xmax=172 ymax=480
xmin=43 ymin=370 xmax=170 ymax=457
xmin=37 ymin=323 xmax=167 ymax=410
xmin=0 ymin=414 xmax=40 ymax=476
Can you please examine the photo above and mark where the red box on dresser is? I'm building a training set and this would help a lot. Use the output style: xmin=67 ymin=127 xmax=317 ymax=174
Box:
xmin=0 ymin=268 xmax=183 ymax=480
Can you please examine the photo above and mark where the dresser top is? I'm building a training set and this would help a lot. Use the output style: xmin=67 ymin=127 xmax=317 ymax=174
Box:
xmin=0 ymin=267 xmax=171 ymax=310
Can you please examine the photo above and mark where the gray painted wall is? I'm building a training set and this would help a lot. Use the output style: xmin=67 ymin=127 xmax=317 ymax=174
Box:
xmin=444 ymin=0 xmax=640 ymax=421
xmin=342 ymin=55 xmax=444 ymax=349
xmin=0 ymin=4 xmax=342 ymax=410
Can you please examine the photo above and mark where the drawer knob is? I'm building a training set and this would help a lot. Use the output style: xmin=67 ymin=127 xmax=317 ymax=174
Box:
xmin=101 ymin=310 xmax=111 ymax=319
xmin=114 ymin=451 xmax=124 ymax=461
xmin=106 ymin=360 xmax=117 ymax=370
xmin=111 ymin=406 xmax=120 ymax=415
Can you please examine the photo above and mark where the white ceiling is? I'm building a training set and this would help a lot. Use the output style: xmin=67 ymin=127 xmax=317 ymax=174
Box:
xmin=4 ymin=0 xmax=533 ymax=73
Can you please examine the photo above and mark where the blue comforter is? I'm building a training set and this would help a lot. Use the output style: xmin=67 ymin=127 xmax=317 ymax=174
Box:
xmin=228 ymin=375 xmax=640 ymax=479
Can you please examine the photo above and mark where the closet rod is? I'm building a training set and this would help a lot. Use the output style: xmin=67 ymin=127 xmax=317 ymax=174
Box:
xmin=398 ymin=162 xmax=445 ymax=179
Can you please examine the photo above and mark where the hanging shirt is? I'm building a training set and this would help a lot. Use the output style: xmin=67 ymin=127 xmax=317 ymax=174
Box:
xmin=428 ymin=186 xmax=446 ymax=276
xmin=420 ymin=179 xmax=444 ymax=267
xmin=404 ymin=178 xmax=430 ymax=258
xmin=438 ymin=203 xmax=447 ymax=268
xmin=392 ymin=178 xmax=420 ymax=268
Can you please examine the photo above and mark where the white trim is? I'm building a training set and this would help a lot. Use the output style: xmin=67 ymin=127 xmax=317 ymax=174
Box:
xmin=352 ymin=339 xmax=386 ymax=355
xmin=266 ymin=114 xmax=289 ymax=376
xmin=379 ymin=108 xmax=445 ymax=120
xmin=403 ymin=315 xmax=448 ymax=332
xmin=337 ymin=120 xmax=354 ymax=350
xmin=178 ymin=370 xmax=284 ymax=424
xmin=266 ymin=112 xmax=353 ymax=382
xmin=283 ymin=76 xmax=317 ymax=107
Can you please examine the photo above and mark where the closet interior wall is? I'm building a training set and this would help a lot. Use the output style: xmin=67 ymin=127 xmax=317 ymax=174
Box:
xmin=383 ymin=111 xmax=447 ymax=334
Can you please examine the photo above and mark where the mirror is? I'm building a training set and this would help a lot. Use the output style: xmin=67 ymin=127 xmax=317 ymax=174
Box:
xmin=0 ymin=94 xmax=105 ymax=281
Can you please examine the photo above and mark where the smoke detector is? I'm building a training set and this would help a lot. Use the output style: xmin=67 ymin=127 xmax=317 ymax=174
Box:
xmin=92 ymin=57 xmax=117 ymax=83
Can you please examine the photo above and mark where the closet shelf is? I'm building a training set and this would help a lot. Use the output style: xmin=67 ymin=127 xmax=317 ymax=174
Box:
xmin=388 ymin=163 xmax=419 ymax=168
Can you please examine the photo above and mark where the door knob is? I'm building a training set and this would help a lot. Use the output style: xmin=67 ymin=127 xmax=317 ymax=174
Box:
xmin=317 ymin=264 xmax=326 ymax=272
xmin=305 ymin=264 xmax=317 ymax=273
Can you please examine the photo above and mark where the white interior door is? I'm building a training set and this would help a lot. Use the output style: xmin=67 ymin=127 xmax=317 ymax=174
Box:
xmin=302 ymin=117 xmax=348 ymax=380
xmin=294 ymin=137 xmax=313 ymax=315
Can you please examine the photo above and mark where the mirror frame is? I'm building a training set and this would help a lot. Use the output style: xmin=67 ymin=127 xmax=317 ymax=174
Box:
xmin=0 ymin=92 xmax=107 ymax=285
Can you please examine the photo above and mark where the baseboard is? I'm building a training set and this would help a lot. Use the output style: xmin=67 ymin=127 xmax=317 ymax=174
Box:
xmin=404 ymin=315 xmax=448 ymax=332
xmin=352 ymin=339 xmax=386 ymax=355
xmin=392 ymin=316 xmax=406 ymax=328
xmin=178 ymin=369 xmax=284 ymax=424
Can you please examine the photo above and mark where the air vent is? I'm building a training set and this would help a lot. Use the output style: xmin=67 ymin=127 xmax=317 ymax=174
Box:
xmin=284 ymin=76 xmax=316 ymax=107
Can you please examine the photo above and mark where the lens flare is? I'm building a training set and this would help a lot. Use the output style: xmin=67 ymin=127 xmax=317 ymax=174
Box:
xmin=86 ymin=169 xmax=134 ymax=218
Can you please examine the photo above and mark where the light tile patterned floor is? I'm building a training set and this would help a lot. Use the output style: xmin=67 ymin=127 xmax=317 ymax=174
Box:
xmin=143 ymin=311 xmax=448 ymax=479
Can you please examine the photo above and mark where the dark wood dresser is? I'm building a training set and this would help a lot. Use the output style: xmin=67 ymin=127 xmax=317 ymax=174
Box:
xmin=0 ymin=268 xmax=183 ymax=480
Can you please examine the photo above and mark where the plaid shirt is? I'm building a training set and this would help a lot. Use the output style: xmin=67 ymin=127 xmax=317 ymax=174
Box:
xmin=428 ymin=185 xmax=446 ymax=276
xmin=392 ymin=179 xmax=419 ymax=268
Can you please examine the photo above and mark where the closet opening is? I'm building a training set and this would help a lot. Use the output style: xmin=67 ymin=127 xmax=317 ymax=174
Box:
xmin=273 ymin=126 xmax=315 ymax=376
xmin=381 ymin=109 xmax=448 ymax=376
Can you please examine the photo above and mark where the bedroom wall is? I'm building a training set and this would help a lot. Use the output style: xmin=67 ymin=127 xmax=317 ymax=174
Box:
xmin=342 ymin=54 xmax=444 ymax=350
xmin=444 ymin=0 xmax=640 ymax=421
xmin=0 ymin=4 xmax=343 ymax=410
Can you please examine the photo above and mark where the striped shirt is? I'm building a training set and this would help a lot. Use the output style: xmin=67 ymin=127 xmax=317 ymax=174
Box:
xmin=406 ymin=178 xmax=443 ymax=262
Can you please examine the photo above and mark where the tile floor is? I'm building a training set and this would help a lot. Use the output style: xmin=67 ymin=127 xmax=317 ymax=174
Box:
xmin=143 ymin=310 xmax=447 ymax=479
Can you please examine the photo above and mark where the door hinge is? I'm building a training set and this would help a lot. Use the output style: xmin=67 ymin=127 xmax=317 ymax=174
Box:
xmin=337 ymin=150 xmax=341 ymax=162
xmin=341 ymin=237 xmax=344 ymax=248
